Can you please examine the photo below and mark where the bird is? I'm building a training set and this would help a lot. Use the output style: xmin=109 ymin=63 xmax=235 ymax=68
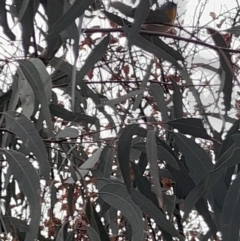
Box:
xmin=142 ymin=1 xmax=177 ymax=33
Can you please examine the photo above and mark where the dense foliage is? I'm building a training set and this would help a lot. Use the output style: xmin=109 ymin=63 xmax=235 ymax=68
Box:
xmin=0 ymin=0 xmax=240 ymax=240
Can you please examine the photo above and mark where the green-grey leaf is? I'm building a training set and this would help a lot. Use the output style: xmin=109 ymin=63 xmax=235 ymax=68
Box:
xmin=171 ymin=79 xmax=183 ymax=119
xmin=99 ymin=183 xmax=144 ymax=241
xmin=55 ymin=127 xmax=79 ymax=139
xmin=132 ymin=61 xmax=152 ymax=111
xmin=131 ymin=189 xmax=184 ymax=241
xmin=72 ymin=35 xmax=110 ymax=91
xmin=221 ymin=172 xmax=240 ymax=241
xmin=97 ymin=89 xmax=144 ymax=108
xmin=117 ymin=124 xmax=139 ymax=193
xmin=66 ymin=148 xmax=102 ymax=184
xmin=87 ymin=226 xmax=101 ymax=241
xmin=18 ymin=59 xmax=52 ymax=134
xmin=225 ymin=25 xmax=240 ymax=37
xmin=1 ymin=149 xmax=41 ymax=241
xmin=173 ymin=132 xmax=212 ymax=184
xmin=146 ymin=130 xmax=163 ymax=208
xmin=47 ymin=0 xmax=95 ymax=56
xmin=111 ymin=2 xmax=135 ymax=18
xmin=3 ymin=111 xmax=50 ymax=182
xmin=149 ymin=84 xmax=168 ymax=126
xmin=128 ymin=0 xmax=150 ymax=46
xmin=168 ymin=118 xmax=212 ymax=140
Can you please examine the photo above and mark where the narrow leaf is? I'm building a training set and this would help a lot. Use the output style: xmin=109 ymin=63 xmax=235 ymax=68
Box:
xmin=111 ymin=2 xmax=135 ymax=18
xmin=50 ymin=103 xmax=98 ymax=125
xmin=207 ymin=28 xmax=233 ymax=112
xmin=151 ymin=36 xmax=184 ymax=61
xmin=4 ymin=111 xmax=50 ymax=182
xmin=149 ymin=84 xmax=168 ymax=125
xmin=173 ymin=133 xmax=212 ymax=184
xmin=131 ymin=189 xmax=184 ymax=241
xmin=86 ymin=200 xmax=110 ymax=241
xmin=74 ymin=35 xmax=110 ymax=89
xmin=0 ymin=1 xmax=16 ymax=40
xmin=225 ymin=25 xmax=240 ymax=37
xmin=117 ymin=124 xmax=139 ymax=193
xmin=1 ymin=149 xmax=41 ymax=241
xmin=132 ymin=61 xmax=152 ymax=111
xmin=221 ymin=172 xmax=240 ymax=240
xmin=168 ymin=118 xmax=212 ymax=140
xmin=47 ymin=0 xmax=95 ymax=56
xmin=146 ymin=130 xmax=163 ymax=208
xmin=87 ymin=227 xmax=101 ymax=241
xmin=128 ymin=0 xmax=150 ymax=46
xmin=171 ymin=79 xmax=183 ymax=119
xmin=55 ymin=127 xmax=79 ymax=138
xmin=66 ymin=148 xmax=102 ymax=183
xmin=183 ymin=180 xmax=204 ymax=221
xmin=97 ymin=89 xmax=144 ymax=108
xmin=99 ymin=183 xmax=144 ymax=241
xmin=18 ymin=59 xmax=52 ymax=133
xmin=98 ymin=146 xmax=114 ymax=178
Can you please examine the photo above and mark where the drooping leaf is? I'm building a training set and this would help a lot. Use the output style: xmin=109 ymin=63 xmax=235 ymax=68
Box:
xmin=149 ymin=84 xmax=168 ymax=125
xmin=17 ymin=68 xmax=35 ymax=119
xmin=157 ymin=145 xmax=179 ymax=170
xmin=1 ymin=149 xmax=41 ymax=241
xmin=131 ymin=162 xmax=159 ymax=207
xmin=127 ymin=0 xmax=150 ymax=46
xmin=132 ymin=61 xmax=152 ymax=110
xmin=151 ymin=36 xmax=184 ymax=61
xmin=18 ymin=59 xmax=52 ymax=134
xmin=217 ymin=120 xmax=240 ymax=158
xmin=0 ymin=1 xmax=15 ymax=40
xmin=103 ymin=10 xmax=132 ymax=27
xmin=131 ymin=189 xmax=184 ymax=241
xmin=70 ymin=34 xmax=110 ymax=91
xmin=212 ymin=141 xmax=240 ymax=173
xmin=167 ymin=162 xmax=218 ymax=237
xmin=146 ymin=130 xmax=163 ymax=208
xmin=3 ymin=111 xmax=50 ymax=182
xmin=1 ymin=216 xmax=29 ymax=233
xmin=99 ymin=183 xmax=144 ymax=241
xmin=171 ymin=79 xmax=183 ymax=119
xmin=55 ymin=222 xmax=68 ymax=241
xmin=124 ymin=25 xmax=180 ymax=68
xmin=87 ymin=227 xmax=101 ymax=241
xmin=173 ymin=133 xmax=212 ymax=184
xmin=117 ymin=124 xmax=139 ymax=193
xmin=15 ymin=0 xmax=39 ymax=56
xmin=97 ymin=146 xmax=115 ymax=178
xmin=15 ymin=0 xmax=31 ymax=26
xmin=66 ymin=148 xmax=102 ymax=184
xmin=111 ymin=2 xmax=135 ymax=18
xmin=132 ymin=141 xmax=179 ymax=170
xmin=86 ymin=200 xmax=110 ymax=241
xmin=46 ymin=0 xmax=95 ymax=57
xmin=30 ymin=58 xmax=52 ymax=101
xmin=182 ymin=180 xmax=205 ymax=221
xmin=221 ymin=172 xmax=240 ymax=241
xmin=168 ymin=118 xmax=212 ymax=140
xmin=207 ymin=28 xmax=233 ymax=112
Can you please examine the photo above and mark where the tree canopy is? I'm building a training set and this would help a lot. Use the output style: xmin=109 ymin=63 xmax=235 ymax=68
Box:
xmin=0 ymin=0 xmax=240 ymax=240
